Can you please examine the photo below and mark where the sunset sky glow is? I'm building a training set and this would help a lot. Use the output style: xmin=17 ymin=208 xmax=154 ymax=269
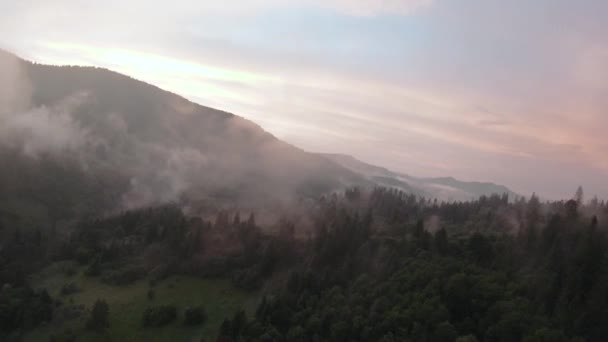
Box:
xmin=2 ymin=0 xmax=607 ymax=199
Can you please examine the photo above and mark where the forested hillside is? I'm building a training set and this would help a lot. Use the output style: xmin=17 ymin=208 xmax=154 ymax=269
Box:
xmin=235 ymin=189 xmax=608 ymax=341
xmin=2 ymin=187 xmax=607 ymax=341
xmin=2 ymin=0 xmax=606 ymax=340
xmin=0 ymin=49 xmax=368 ymax=234
xmin=1 ymin=48 xmax=606 ymax=342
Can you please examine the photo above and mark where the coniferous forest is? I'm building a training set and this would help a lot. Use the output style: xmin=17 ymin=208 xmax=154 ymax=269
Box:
xmin=2 ymin=187 xmax=607 ymax=341
xmin=1 ymin=47 xmax=608 ymax=342
xmin=3 ymin=0 xmax=608 ymax=340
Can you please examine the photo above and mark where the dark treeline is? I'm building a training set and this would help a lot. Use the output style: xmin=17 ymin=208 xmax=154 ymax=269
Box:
xmin=220 ymin=188 xmax=608 ymax=342
xmin=1 ymin=187 xmax=608 ymax=341
xmin=0 ymin=202 xmax=297 ymax=338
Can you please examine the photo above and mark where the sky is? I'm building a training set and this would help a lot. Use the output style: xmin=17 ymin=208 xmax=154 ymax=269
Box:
xmin=1 ymin=0 xmax=607 ymax=200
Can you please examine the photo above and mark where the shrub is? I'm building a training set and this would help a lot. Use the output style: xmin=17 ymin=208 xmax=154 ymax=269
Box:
xmin=100 ymin=264 xmax=145 ymax=285
xmin=59 ymin=261 xmax=78 ymax=277
xmin=59 ymin=304 xmax=86 ymax=321
xmin=50 ymin=328 xmax=77 ymax=342
xmin=231 ymin=267 xmax=263 ymax=291
xmin=86 ymin=299 xmax=109 ymax=331
xmin=142 ymin=305 xmax=177 ymax=327
xmin=60 ymin=282 xmax=80 ymax=296
xmin=84 ymin=258 xmax=102 ymax=277
xmin=75 ymin=247 xmax=93 ymax=265
xmin=149 ymin=264 xmax=170 ymax=282
xmin=183 ymin=306 xmax=207 ymax=326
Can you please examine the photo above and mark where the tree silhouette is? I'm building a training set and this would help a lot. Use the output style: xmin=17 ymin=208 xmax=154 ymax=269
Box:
xmin=575 ymin=186 xmax=584 ymax=205
xmin=86 ymin=299 xmax=109 ymax=331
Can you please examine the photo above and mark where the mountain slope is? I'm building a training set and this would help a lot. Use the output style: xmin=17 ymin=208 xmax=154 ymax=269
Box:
xmin=0 ymin=50 xmax=368 ymax=229
xmin=323 ymin=153 xmax=519 ymax=201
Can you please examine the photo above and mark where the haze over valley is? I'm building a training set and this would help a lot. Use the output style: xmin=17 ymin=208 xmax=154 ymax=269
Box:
xmin=1 ymin=2 xmax=608 ymax=341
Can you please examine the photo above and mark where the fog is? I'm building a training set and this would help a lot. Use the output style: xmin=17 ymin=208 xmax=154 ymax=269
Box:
xmin=0 ymin=97 xmax=91 ymax=158
xmin=0 ymin=51 xmax=89 ymax=158
xmin=4 ymin=0 xmax=607 ymax=199
xmin=0 ymin=51 xmax=361 ymax=218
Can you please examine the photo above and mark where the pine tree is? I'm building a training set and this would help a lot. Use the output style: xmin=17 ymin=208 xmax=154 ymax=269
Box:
xmin=575 ymin=186 xmax=584 ymax=206
xmin=86 ymin=299 xmax=109 ymax=331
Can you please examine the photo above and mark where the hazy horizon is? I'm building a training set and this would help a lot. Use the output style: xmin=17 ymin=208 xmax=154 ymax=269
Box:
xmin=2 ymin=0 xmax=607 ymax=200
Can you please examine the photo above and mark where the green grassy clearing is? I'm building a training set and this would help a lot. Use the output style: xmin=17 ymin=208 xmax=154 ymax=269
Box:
xmin=25 ymin=263 xmax=256 ymax=341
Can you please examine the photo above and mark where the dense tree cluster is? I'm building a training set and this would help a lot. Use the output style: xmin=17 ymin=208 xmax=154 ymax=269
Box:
xmin=226 ymin=187 xmax=608 ymax=342
xmin=0 ymin=286 xmax=53 ymax=335
xmin=44 ymin=204 xmax=299 ymax=292
xmin=184 ymin=305 xmax=208 ymax=326
xmin=2 ymin=184 xmax=608 ymax=341
xmin=142 ymin=305 xmax=178 ymax=327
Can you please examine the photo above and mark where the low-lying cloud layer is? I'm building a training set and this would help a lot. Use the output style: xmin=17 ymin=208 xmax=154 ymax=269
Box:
xmin=0 ymin=53 xmax=214 ymax=209
xmin=0 ymin=52 xmax=89 ymax=158
xmin=0 ymin=52 xmax=362 ymax=214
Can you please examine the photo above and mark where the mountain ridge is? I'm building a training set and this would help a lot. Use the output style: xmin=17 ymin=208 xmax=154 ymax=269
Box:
xmin=322 ymin=153 xmax=519 ymax=201
xmin=0 ymin=50 xmax=370 ymax=229
xmin=1 ymin=49 xmax=518 ymax=233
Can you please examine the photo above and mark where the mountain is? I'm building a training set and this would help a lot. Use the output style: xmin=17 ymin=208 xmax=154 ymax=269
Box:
xmin=0 ymin=48 xmax=519 ymax=233
xmin=322 ymin=153 xmax=519 ymax=201
xmin=0 ymin=50 xmax=368 ymax=229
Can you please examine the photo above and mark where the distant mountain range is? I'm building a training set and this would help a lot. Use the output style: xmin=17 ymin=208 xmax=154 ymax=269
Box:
xmin=322 ymin=154 xmax=519 ymax=201
xmin=0 ymin=49 xmax=516 ymax=230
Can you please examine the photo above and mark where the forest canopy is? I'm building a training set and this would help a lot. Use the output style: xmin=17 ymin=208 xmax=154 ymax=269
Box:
xmin=2 ymin=187 xmax=607 ymax=341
